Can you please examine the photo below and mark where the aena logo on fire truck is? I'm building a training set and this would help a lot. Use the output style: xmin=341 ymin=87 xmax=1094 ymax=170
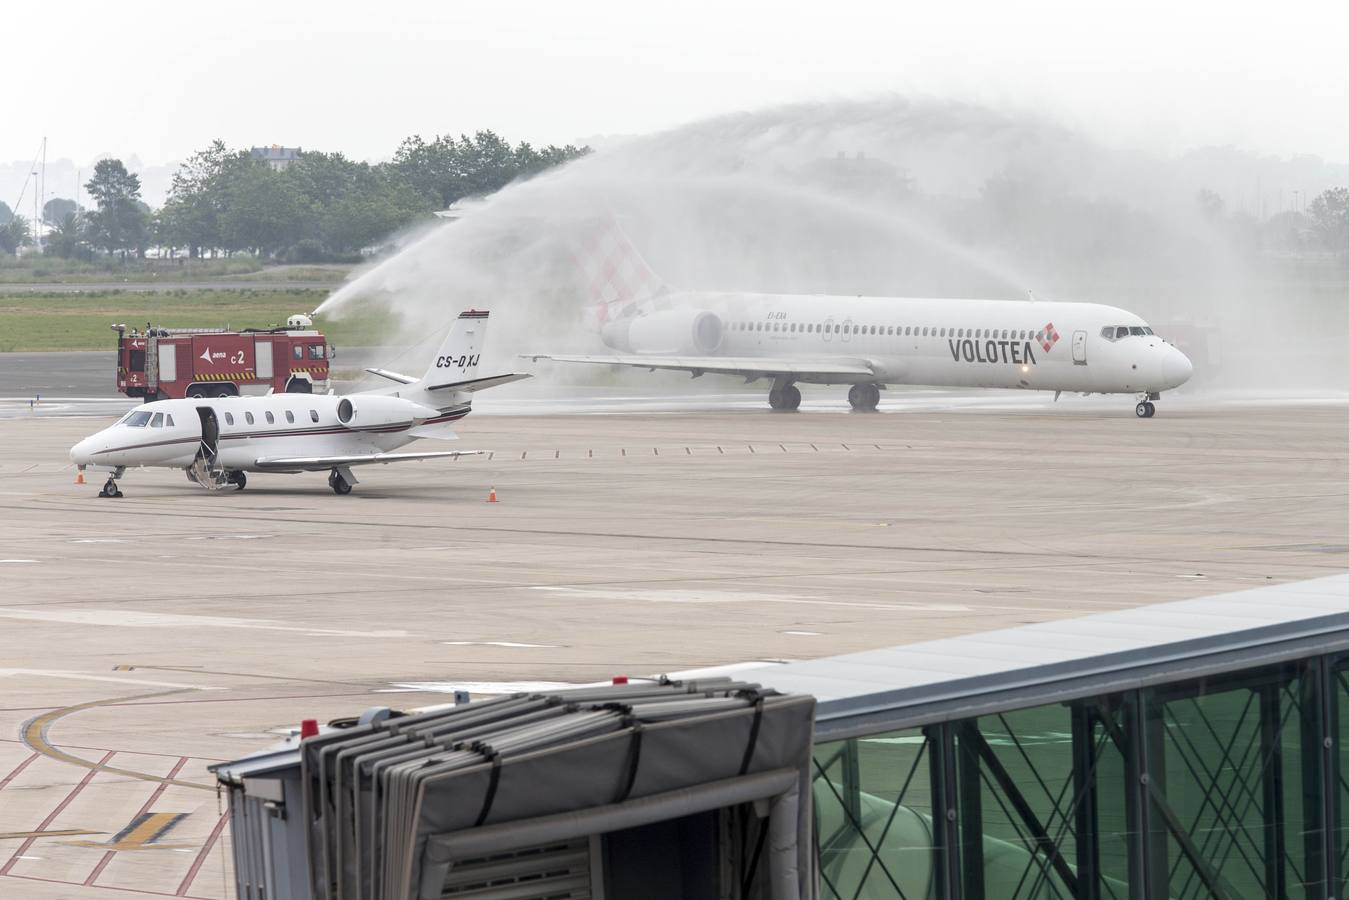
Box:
xmin=199 ymin=347 xmax=247 ymax=366
xmin=436 ymin=354 xmax=479 ymax=369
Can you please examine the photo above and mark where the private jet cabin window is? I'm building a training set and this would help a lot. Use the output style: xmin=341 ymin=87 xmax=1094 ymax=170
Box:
xmin=224 ymin=412 xmax=234 ymax=425
xmin=265 ymin=412 xmax=275 ymax=424
xmin=285 ymin=411 xmax=295 ymax=424
xmin=310 ymin=410 xmax=320 ymax=423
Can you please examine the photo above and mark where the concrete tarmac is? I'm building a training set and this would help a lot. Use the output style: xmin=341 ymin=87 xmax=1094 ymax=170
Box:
xmin=2 ymin=402 xmax=1348 ymax=896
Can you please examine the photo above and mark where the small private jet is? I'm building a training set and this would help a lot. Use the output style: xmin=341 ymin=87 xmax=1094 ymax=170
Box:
xmin=70 ymin=310 xmax=526 ymax=497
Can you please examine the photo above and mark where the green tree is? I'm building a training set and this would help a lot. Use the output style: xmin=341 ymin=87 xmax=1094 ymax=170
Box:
xmin=0 ymin=217 xmax=31 ymax=254
xmin=218 ymin=159 xmax=309 ymax=256
xmin=44 ymin=212 xmax=92 ymax=259
xmin=392 ymin=130 xmax=588 ymax=209
xmin=159 ymin=140 xmax=234 ymax=257
xmin=1309 ymin=187 xmax=1349 ymax=253
xmin=0 ymin=200 xmax=13 ymax=226
xmin=42 ymin=197 xmax=79 ymax=226
xmin=85 ymin=159 xmax=150 ymax=258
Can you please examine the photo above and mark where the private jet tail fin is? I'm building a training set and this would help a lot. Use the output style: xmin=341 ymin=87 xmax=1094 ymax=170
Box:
xmin=418 ymin=310 xmax=532 ymax=393
xmin=420 ymin=309 xmax=490 ymax=385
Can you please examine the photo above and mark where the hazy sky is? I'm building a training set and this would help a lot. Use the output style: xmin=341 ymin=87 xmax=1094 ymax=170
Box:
xmin=7 ymin=0 xmax=1349 ymax=169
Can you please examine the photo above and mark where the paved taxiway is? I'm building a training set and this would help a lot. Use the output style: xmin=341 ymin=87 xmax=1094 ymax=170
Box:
xmin=2 ymin=399 xmax=1348 ymax=897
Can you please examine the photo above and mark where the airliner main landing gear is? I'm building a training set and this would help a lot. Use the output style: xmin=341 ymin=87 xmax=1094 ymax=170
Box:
xmin=767 ymin=383 xmax=801 ymax=411
xmin=848 ymin=383 xmax=880 ymax=412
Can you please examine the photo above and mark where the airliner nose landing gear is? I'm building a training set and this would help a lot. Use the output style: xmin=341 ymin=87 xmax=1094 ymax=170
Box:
xmin=848 ymin=383 xmax=880 ymax=412
xmin=767 ymin=382 xmax=801 ymax=411
xmin=1135 ymin=392 xmax=1160 ymax=418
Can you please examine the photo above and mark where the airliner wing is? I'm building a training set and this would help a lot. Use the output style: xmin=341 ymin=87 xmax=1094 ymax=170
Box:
xmin=252 ymin=450 xmax=481 ymax=472
xmin=522 ymin=354 xmax=875 ymax=379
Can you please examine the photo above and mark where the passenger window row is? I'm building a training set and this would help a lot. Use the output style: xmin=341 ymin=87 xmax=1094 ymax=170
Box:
xmin=221 ymin=409 xmax=319 ymax=427
xmin=733 ymin=322 xmax=1041 ymax=340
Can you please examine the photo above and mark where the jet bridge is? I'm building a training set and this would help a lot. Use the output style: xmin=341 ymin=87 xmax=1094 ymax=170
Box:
xmin=213 ymin=678 xmax=816 ymax=900
xmin=216 ymin=573 xmax=1349 ymax=900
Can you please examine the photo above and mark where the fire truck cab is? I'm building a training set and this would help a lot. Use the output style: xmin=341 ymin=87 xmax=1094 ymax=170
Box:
xmin=115 ymin=314 xmax=333 ymax=401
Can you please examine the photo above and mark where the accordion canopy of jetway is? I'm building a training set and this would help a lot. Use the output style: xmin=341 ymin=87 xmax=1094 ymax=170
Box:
xmin=215 ymin=677 xmax=816 ymax=900
xmin=737 ymin=573 xmax=1349 ymax=900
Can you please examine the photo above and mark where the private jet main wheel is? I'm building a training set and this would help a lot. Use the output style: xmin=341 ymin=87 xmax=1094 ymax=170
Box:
xmin=228 ymin=471 xmax=247 ymax=491
xmin=1135 ymin=401 xmax=1156 ymax=419
xmin=781 ymin=384 xmax=801 ymax=411
xmin=329 ymin=470 xmax=352 ymax=495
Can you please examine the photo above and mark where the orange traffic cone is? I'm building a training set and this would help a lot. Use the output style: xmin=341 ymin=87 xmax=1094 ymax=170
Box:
xmin=487 ymin=486 xmax=498 ymax=503
xmin=75 ymin=469 xmax=85 ymax=485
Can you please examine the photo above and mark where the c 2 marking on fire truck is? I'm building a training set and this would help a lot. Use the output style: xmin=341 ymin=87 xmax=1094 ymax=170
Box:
xmin=198 ymin=347 xmax=245 ymax=366
xmin=436 ymin=354 xmax=480 ymax=370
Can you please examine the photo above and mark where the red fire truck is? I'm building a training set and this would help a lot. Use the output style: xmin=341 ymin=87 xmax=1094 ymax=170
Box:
xmin=115 ymin=314 xmax=333 ymax=400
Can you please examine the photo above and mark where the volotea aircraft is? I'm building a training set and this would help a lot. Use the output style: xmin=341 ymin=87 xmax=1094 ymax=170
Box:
xmin=70 ymin=310 xmax=527 ymax=497
xmin=525 ymin=221 xmax=1193 ymax=416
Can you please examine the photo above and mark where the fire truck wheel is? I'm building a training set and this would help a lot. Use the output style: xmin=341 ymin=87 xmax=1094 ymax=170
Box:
xmin=188 ymin=390 xmax=205 ymax=399
xmin=215 ymin=388 xmax=234 ymax=399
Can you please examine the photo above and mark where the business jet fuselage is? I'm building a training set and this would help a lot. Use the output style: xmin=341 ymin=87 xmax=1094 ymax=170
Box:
xmin=70 ymin=310 xmax=527 ymax=497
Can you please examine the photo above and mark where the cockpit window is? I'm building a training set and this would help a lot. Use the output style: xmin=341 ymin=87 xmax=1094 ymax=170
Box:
xmin=1129 ymin=326 xmax=1146 ymax=336
xmin=1114 ymin=326 xmax=1128 ymax=339
xmin=1142 ymin=326 xmax=1154 ymax=335
xmin=150 ymin=413 xmax=164 ymax=428
xmin=123 ymin=410 xmax=152 ymax=427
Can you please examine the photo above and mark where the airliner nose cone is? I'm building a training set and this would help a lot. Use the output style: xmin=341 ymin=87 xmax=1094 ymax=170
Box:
xmin=1164 ymin=348 xmax=1194 ymax=388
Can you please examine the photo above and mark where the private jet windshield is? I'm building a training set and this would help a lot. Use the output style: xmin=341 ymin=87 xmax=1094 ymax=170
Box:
xmin=117 ymin=410 xmax=173 ymax=427
xmin=1099 ymin=325 xmax=1155 ymax=341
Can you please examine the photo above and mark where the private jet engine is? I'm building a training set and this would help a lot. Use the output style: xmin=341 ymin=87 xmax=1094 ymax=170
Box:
xmin=336 ymin=396 xmax=440 ymax=431
xmin=607 ymin=309 xmax=723 ymax=355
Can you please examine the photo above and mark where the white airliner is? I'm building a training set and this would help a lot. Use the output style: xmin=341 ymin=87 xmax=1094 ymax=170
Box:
xmin=70 ymin=310 xmax=527 ymax=497
xmin=525 ymin=222 xmax=1193 ymax=416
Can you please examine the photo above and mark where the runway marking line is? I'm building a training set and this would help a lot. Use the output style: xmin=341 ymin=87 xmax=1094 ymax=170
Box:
xmin=81 ymin=757 xmax=191 ymax=887
xmin=0 ymin=749 xmax=114 ymax=875
xmin=0 ymin=828 xmax=101 ymax=840
xmin=21 ymin=690 xmax=215 ymax=791
xmin=0 ymin=751 xmax=38 ymax=791
xmin=176 ymin=810 xmax=230 ymax=897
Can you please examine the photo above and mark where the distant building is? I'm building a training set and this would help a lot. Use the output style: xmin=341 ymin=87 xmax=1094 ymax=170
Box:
xmin=250 ymin=145 xmax=302 ymax=171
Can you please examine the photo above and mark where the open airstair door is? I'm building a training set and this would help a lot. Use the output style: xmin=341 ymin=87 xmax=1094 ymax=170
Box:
xmin=188 ymin=406 xmax=221 ymax=487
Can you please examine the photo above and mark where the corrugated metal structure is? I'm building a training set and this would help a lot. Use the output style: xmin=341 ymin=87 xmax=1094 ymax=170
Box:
xmin=214 ymin=678 xmax=816 ymax=900
xmin=217 ymin=573 xmax=1349 ymax=899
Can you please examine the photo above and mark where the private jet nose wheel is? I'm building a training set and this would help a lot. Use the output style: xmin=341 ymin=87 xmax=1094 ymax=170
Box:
xmin=98 ymin=476 xmax=123 ymax=498
xmin=1135 ymin=401 xmax=1156 ymax=419
xmin=328 ymin=469 xmax=353 ymax=495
